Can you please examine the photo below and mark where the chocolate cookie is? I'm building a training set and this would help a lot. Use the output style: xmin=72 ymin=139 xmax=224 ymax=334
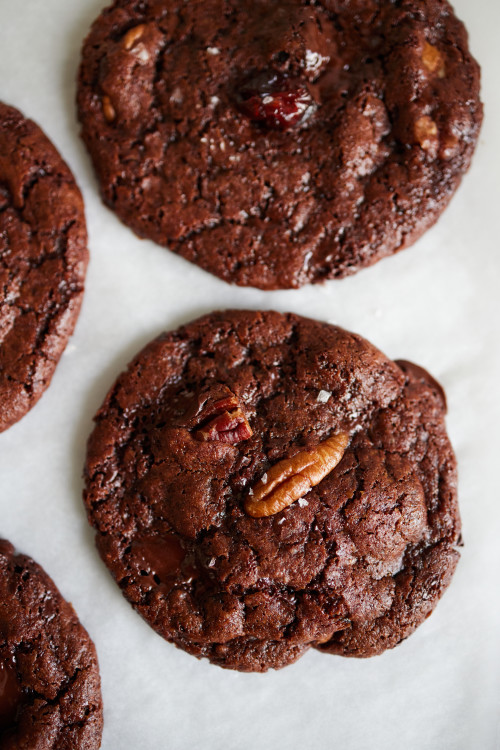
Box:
xmin=84 ymin=310 xmax=460 ymax=672
xmin=0 ymin=540 xmax=103 ymax=748
xmin=0 ymin=102 xmax=88 ymax=432
xmin=77 ymin=0 xmax=481 ymax=290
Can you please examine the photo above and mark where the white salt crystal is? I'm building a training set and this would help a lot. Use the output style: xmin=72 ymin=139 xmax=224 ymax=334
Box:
xmin=317 ymin=390 xmax=331 ymax=403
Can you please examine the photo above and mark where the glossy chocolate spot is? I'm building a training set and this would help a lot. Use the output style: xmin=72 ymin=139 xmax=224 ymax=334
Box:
xmin=0 ymin=660 xmax=21 ymax=732
xmin=132 ymin=534 xmax=186 ymax=583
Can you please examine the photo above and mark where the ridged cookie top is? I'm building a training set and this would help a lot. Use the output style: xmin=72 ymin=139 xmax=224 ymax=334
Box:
xmin=78 ymin=0 xmax=481 ymax=288
xmin=84 ymin=311 xmax=460 ymax=671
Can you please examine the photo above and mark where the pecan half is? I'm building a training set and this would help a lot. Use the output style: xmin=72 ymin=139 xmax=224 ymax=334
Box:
xmin=122 ymin=24 xmax=146 ymax=50
xmin=195 ymin=407 xmax=253 ymax=444
xmin=422 ymin=42 xmax=445 ymax=78
xmin=102 ymin=95 xmax=116 ymax=122
xmin=193 ymin=388 xmax=253 ymax=444
xmin=245 ymin=432 xmax=349 ymax=518
xmin=415 ymin=115 xmax=438 ymax=152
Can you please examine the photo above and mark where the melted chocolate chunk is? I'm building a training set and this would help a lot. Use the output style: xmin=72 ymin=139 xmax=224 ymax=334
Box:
xmin=133 ymin=534 xmax=186 ymax=583
xmin=0 ymin=661 xmax=21 ymax=733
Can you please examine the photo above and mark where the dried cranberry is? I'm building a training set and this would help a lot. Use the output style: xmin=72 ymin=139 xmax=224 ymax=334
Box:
xmin=237 ymin=71 xmax=315 ymax=130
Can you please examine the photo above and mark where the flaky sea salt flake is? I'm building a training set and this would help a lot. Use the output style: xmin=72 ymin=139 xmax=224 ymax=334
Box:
xmin=317 ymin=389 xmax=332 ymax=403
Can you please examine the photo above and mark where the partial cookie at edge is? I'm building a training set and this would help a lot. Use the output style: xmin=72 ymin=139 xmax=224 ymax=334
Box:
xmin=0 ymin=102 xmax=88 ymax=432
xmin=0 ymin=539 xmax=103 ymax=749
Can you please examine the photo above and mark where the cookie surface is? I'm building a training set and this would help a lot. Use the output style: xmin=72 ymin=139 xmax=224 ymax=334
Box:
xmin=0 ymin=540 xmax=103 ymax=748
xmin=84 ymin=310 xmax=460 ymax=672
xmin=0 ymin=102 xmax=88 ymax=432
xmin=77 ymin=0 xmax=481 ymax=289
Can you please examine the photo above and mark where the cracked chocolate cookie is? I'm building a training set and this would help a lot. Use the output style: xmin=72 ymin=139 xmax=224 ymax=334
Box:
xmin=0 ymin=539 xmax=103 ymax=748
xmin=84 ymin=310 xmax=460 ymax=672
xmin=77 ymin=0 xmax=481 ymax=289
xmin=0 ymin=102 xmax=88 ymax=432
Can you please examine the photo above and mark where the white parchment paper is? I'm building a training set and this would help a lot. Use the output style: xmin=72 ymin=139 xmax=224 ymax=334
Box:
xmin=0 ymin=1 xmax=499 ymax=748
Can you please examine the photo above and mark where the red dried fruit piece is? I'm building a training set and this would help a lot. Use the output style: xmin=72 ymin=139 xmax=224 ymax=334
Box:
xmin=195 ymin=408 xmax=253 ymax=444
xmin=237 ymin=71 xmax=315 ymax=130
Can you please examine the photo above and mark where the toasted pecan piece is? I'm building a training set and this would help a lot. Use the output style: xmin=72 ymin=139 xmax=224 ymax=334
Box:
xmin=245 ymin=432 xmax=349 ymax=518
